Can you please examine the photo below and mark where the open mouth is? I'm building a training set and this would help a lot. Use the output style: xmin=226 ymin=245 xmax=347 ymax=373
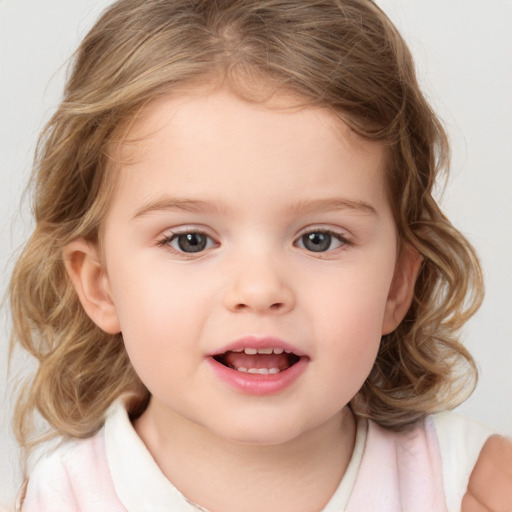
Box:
xmin=213 ymin=347 xmax=302 ymax=375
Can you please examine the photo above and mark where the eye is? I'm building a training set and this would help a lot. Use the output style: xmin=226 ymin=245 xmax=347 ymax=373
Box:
xmin=163 ymin=231 xmax=216 ymax=253
xmin=295 ymin=230 xmax=349 ymax=253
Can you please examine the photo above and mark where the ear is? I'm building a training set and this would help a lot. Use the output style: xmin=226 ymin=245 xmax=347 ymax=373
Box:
xmin=381 ymin=245 xmax=422 ymax=335
xmin=62 ymin=238 xmax=121 ymax=334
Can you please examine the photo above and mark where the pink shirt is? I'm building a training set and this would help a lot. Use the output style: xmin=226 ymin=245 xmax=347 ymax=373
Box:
xmin=22 ymin=402 xmax=493 ymax=511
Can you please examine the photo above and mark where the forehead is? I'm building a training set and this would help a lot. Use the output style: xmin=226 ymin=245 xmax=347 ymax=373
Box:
xmin=115 ymin=86 xmax=384 ymax=162
xmin=106 ymin=88 xmax=389 ymax=212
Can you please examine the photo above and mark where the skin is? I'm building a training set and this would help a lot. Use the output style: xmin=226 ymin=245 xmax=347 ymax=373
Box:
xmin=63 ymin=88 xmax=451 ymax=512
xmin=462 ymin=435 xmax=512 ymax=512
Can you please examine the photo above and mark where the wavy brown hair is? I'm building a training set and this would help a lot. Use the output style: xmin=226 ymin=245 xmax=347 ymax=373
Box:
xmin=10 ymin=0 xmax=482 ymax=459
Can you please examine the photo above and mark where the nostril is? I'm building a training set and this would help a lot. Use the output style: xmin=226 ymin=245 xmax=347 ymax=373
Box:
xmin=232 ymin=301 xmax=287 ymax=313
xmin=224 ymin=282 xmax=295 ymax=314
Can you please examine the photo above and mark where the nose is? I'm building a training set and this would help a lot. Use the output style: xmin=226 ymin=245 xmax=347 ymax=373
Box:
xmin=223 ymin=254 xmax=295 ymax=315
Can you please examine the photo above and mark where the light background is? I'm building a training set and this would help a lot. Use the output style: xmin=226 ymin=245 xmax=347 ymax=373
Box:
xmin=1 ymin=0 xmax=511 ymax=507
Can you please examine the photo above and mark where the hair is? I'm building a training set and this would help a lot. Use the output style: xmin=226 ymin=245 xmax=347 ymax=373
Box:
xmin=10 ymin=0 xmax=483 ymax=461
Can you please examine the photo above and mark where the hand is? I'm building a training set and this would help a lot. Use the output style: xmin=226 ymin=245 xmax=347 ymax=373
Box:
xmin=461 ymin=435 xmax=512 ymax=511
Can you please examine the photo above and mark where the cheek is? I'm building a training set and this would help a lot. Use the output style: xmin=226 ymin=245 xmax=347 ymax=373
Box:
xmin=323 ymin=299 xmax=383 ymax=369
xmin=108 ymin=249 xmax=206 ymax=319
xmin=318 ymin=296 xmax=385 ymax=400
xmin=308 ymin=257 xmax=396 ymax=373
xmin=312 ymin=258 xmax=395 ymax=332
xmin=105 ymin=252 xmax=218 ymax=360
xmin=105 ymin=261 xmax=186 ymax=357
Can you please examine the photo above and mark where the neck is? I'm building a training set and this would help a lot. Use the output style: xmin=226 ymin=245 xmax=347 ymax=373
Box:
xmin=134 ymin=401 xmax=356 ymax=512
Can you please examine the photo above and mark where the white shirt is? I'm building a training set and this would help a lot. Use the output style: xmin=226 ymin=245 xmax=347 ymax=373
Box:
xmin=22 ymin=401 xmax=494 ymax=511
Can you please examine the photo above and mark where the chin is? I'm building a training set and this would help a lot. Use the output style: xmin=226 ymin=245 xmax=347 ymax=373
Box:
xmin=210 ymin=417 xmax=311 ymax=447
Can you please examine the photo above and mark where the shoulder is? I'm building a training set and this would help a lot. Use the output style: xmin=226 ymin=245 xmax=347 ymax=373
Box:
xmin=461 ymin=435 xmax=512 ymax=512
xmin=23 ymin=429 xmax=125 ymax=512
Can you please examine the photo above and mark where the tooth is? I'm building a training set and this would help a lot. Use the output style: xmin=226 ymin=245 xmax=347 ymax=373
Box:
xmin=269 ymin=368 xmax=280 ymax=374
xmin=247 ymin=368 xmax=259 ymax=374
xmin=232 ymin=348 xmax=244 ymax=353
xmin=273 ymin=348 xmax=283 ymax=355
xmin=257 ymin=348 xmax=273 ymax=354
xmin=284 ymin=350 xmax=291 ymax=354
xmin=244 ymin=348 xmax=257 ymax=355
xmin=257 ymin=368 xmax=270 ymax=374
xmin=237 ymin=367 xmax=248 ymax=372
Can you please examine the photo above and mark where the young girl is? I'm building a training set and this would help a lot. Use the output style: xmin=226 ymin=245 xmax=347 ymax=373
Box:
xmin=8 ymin=0 xmax=512 ymax=511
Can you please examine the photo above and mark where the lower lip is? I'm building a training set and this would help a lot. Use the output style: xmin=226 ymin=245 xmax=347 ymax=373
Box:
xmin=207 ymin=357 xmax=308 ymax=396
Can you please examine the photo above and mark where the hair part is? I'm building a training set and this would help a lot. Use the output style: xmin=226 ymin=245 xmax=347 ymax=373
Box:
xmin=10 ymin=0 xmax=482 ymax=462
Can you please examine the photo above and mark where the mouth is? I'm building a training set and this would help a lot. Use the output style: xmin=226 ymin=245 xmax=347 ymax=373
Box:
xmin=208 ymin=338 xmax=308 ymax=394
xmin=212 ymin=347 xmax=302 ymax=375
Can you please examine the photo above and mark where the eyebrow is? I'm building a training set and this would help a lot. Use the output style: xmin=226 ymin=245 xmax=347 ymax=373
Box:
xmin=132 ymin=198 xmax=227 ymax=219
xmin=132 ymin=196 xmax=377 ymax=219
xmin=285 ymin=197 xmax=378 ymax=216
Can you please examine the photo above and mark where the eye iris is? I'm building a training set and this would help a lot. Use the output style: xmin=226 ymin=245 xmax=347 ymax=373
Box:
xmin=177 ymin=233 xmax=207 ymax=252
xmin=303 ymin=232 xmax=331 ymax=252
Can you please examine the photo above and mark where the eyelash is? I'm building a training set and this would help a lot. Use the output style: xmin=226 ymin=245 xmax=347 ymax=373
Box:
xmin=156 ymin=227 xmax=353 ymax=256
xmin=294 ymin=228 xmax=353 ymax=254
xmin=157 ymin=230 xmax=217 ymax=256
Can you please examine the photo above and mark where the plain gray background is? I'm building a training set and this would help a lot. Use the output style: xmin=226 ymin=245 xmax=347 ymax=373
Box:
xmin=1 ymin=0 xmax=511 ymax=507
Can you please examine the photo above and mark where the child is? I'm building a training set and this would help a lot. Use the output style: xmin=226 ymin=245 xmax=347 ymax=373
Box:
xmin=8 ymin=0 xmax=512 ymax=510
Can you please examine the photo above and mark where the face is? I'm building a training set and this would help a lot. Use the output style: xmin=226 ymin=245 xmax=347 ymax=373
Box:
xmin=80 ymin=90 xmax=413 ymax=445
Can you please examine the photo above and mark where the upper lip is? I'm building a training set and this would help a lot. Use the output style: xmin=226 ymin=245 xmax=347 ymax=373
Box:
xmin=209 ymin=335 xmax=308 ymax=357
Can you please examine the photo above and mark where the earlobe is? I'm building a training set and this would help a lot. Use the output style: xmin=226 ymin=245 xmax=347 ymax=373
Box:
xmin=62 ymin=238 xmax=121 ymax=334
xmin=381 ymin=245 xmax=422 ymax=335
